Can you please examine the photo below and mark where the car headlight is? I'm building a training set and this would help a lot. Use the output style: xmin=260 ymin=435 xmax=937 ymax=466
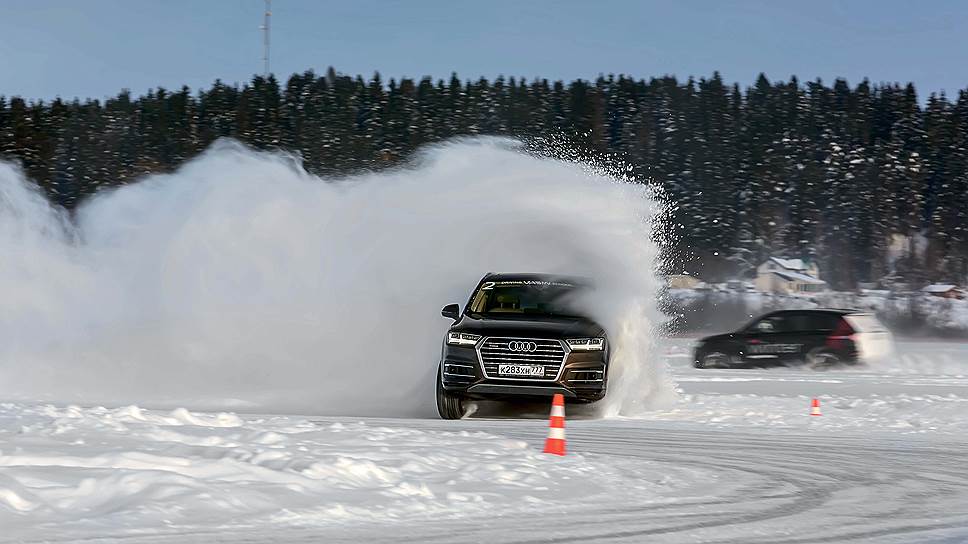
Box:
xmin=566 ymin=337 xmax=605 ymax=351
xmin=447 ymin=332 xmax=481 ymax=346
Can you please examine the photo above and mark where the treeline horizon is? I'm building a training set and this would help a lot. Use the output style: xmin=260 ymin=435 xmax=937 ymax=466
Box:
xmin=1 ymin=68 xmax=967 ymax=290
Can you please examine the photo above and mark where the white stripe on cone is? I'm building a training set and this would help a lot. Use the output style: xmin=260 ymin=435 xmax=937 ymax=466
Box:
xmin=547 ymin=427 xmax=566 ymax=440
xmin=551 ymin=405 xmax=565 ymax=418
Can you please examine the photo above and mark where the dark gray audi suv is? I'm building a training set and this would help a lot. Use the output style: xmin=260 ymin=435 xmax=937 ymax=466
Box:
xmin=435 ymin=273 xmax=609 ymax=419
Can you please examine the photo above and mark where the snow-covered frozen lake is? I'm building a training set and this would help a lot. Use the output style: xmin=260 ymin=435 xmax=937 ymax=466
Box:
xmin=1 ymin=339 xmax=967 ymax=543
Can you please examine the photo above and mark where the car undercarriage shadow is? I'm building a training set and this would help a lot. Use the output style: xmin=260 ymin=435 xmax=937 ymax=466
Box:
xmin=463 ymin=399 xmax=605 ymax=420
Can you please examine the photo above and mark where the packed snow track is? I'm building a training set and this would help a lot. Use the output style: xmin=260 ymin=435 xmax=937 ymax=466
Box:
xmin=2 ymin=339 xmax=968 ymax=543
xmin=2 ymin=411 xmax=967 ymax=543
xmin=283 ymin=419 xmax=968 ymax=544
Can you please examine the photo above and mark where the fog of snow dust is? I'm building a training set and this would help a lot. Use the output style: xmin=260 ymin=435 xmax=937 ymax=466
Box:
xmin=0 ymin=138 xmax=673 ymax=416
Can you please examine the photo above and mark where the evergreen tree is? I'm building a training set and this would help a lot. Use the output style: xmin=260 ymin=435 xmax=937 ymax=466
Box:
xmin=1 ymin=69 xmax=967 ymax=285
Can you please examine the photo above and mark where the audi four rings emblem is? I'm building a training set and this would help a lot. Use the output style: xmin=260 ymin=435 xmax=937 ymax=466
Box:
xmin=508 ymin=341 xmax=538 ymax=352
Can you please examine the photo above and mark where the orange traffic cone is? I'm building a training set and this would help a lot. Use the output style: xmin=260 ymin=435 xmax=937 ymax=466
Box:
xmin=810 ymin=398 xmax=822 ymax=416
xmin=543 ymin=393 xmax=567 ymax=456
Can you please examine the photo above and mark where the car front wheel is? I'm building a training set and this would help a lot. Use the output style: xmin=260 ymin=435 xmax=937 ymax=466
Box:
xmin=695 ymin=351 xmax=731 ymax=369
xmin=435 ymin=365 xmax=465 ymax=420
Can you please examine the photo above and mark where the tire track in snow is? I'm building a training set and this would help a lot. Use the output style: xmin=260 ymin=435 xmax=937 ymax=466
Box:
xmin=312 ymin=420 xmax=968 ymax=544
xmin=39 ymin=419 xmax=968 ymax=544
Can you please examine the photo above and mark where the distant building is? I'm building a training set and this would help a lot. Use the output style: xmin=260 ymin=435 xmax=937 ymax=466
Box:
xmin=755 ymin=257 xmax=827 ymax=294
xmin=921 ymin=284 xmax=965 ymax=300
xmin=664 ymin=274 xmax=702 ymax=290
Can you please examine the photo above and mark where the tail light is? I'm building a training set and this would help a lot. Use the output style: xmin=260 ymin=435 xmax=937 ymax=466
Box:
xmin=826 ymin=318 xmax=856 ymax=349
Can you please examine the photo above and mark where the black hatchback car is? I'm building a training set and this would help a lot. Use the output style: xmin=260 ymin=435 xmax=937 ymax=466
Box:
xmin=693 ymin=309 xmax=892 ymax=369
xmin=436 ymin=273 xmax=609 ymax=419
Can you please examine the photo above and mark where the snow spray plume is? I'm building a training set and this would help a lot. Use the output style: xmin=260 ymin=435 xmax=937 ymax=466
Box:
xmin=0 ymin=139 xmax=674 ymax=416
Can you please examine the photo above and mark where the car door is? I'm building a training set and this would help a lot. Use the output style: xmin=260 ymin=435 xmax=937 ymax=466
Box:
xmin=786 ymin=311 xmax=836 ymax=363
xmin=739 ymin=313 xmax=791 ymax=365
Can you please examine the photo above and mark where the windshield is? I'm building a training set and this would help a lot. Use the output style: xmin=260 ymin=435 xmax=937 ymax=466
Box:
xmin=467 ymin=279 xmax=586 ymax=318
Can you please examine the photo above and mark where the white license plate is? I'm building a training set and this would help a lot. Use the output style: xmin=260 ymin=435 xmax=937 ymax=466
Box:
xmin=498 ymin=364 xmax=545 ymax=377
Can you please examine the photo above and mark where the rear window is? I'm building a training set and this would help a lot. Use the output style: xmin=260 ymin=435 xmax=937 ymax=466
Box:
xmin=789 ymin=312 xmax=841 ymax=331
xmin=844 ymin=314 xmax=888 ymax=333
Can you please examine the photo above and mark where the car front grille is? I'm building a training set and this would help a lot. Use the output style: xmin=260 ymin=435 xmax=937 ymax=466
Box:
xmin=477 ymin=337 xmax=567 ymax=381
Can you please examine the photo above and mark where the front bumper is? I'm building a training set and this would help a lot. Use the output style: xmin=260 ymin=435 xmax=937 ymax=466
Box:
xmin=440 ymin=342 xmax=608 ymax=403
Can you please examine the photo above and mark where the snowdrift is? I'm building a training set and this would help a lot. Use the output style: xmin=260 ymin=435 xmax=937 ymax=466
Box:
xmin=0 ymin=403 xmax=666 ymax=540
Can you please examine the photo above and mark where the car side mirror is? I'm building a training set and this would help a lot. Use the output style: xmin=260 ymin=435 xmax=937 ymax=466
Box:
xmin=441 ymin=304 xmax=461 ymax=320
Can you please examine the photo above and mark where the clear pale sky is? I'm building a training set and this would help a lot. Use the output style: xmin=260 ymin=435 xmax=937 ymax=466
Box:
xmin=1 ymin=0 xmax=966 ymax=101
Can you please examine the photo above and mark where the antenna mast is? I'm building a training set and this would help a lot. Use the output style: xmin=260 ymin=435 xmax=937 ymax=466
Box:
xmin=261 ymin=0 xmax=271 ymax=77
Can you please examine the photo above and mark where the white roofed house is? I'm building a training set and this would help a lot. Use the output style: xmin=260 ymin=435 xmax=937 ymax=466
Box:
xmin=755 ymin=257 xmax=827 ymax=295
xmin=921 ymin=284 xmax=965 ymax=300
xmin=663 ymin=274 xmax=702 ymax=290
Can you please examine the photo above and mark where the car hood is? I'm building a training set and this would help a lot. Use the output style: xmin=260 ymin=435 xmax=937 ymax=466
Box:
xmin=697 ymin=332 xmax=739 ymax=344
xmin=452 ymin=314 xmax=605 ymax=338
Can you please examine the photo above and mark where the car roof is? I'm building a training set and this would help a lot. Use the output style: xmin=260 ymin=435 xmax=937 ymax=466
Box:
xmin=481 ymin=272 xmax=589 ymax=284
xmin=768 ymin=308 xmax=865 ymax=316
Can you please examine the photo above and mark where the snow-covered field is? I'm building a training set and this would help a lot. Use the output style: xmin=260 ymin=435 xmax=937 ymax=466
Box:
xmin=660 ymin=338 xmax=968 ymax=434
xmin=0 ymin=404 xmax=671 ymax=542
xmin=2 ymin=339 xmax=968 ymax=543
